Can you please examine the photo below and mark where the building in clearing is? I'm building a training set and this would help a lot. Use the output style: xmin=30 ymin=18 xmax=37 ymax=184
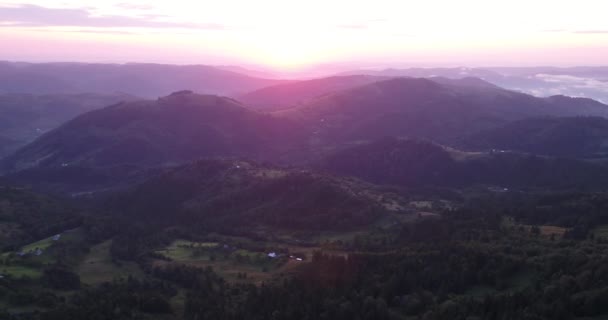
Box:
xmin=267 ymin=252 xmax=277 ymax=258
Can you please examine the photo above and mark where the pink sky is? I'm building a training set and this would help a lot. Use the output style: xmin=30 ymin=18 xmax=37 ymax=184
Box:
xmin=1 ymin=1 xmax=608 ymax=71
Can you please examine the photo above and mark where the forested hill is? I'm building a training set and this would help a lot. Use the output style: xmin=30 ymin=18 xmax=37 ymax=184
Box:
xmin=1 ymin=92 xmax=308 ymax=172
xmin=104 ymin=159 xmax=404 ymax=232
xmin=319 ymin=137 xmax=608 ymax=190
xmin=279 ymin=77 xmax=608 ymax=146
xmin=461 ymin=116 xmax=608 ymax=158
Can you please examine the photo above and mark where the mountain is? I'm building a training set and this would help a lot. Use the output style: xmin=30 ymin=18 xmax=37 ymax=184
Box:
xmin=238 ymin=75 xmax=388 ymax=111
xmin=1 ymin=91 xmax=307 ymax=172
xmin=0 ymin=61 xmax=283 ymax=97
xmin=0 ymin=93 xmax=134 ymax=158
xmin=462 ymin=116 xmax=608 ymax=158
xmin=338 ymin=67 xmax=501 ymax=79
xmin=319 ymin=137 xmax=608 ymax=190
xmin=339 ymin=66 xmax=608 ymax=104
xmin=279 ymin=77 xmax=608 ymax=146
xmin=106 ymin=159 xmax=403 ymax=231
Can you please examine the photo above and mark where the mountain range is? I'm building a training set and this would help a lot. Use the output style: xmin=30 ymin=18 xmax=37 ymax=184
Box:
xmin=238 ymin=75 xmax=387 ymax=111
xmin=338 ymin=66 xmax=608 ymax=103
xmin=278 ymin=77 xmax=608 ymax=146
xmin=4 ymin=76 xmax=608 ymax=176
xmin=0 ymin=61 xmax=282 ymax=97
xmin=4 ymin=62 xmax=608 ymax=319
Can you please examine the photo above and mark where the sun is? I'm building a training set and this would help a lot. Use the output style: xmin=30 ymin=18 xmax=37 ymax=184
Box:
xmin=242 ymin=25 xmax=340 ymax=70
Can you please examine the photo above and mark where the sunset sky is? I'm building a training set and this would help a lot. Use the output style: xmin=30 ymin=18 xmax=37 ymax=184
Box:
xmin=1 ymin=0 xmax=608 ymax=70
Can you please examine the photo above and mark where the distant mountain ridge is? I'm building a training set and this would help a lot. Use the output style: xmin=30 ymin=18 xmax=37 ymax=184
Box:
xmin=0 ymin=92 xmax=135 ymax=158
xmin=238 ymin=75 xmax=389 ymax=110
xmin=337 ymin=66 xmax=608 ymax=104
xmin=280 ymin=77 xmax=608 ymax=146
xmin=0 ymin=61 xmax=283 ymax=97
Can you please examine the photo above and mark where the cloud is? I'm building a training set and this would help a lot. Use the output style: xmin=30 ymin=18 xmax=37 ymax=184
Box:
xmin=573 ymin=30 xmax=608 ymax=34
xmin=542 ymin=29 xmax=608 ymax=34
xmin=336 ymin=18 xmax=389 ymax=30
xmin=114 ymin=3 xmax=156 ymax=11
xmin=337 ymin=24 xmax=368 ymax=29
xmin=528 ymin=74 xmax=608 ymax=102
xmin=0 ymin=4 xmax=227 ymax=30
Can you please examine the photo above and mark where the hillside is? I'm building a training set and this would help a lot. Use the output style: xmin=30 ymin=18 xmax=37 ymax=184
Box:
xmin=319 ymin=137 xmax=608 ymax=190
xmin=462 ymin=116 xmax=608 ymax=158
xmin=0 ymin=61 xmax=282 ymax=97
xmin=0 ymin=93 xmax=134 ymax=158
xmin=1 ymin=91 xmax=307 ymax=172
xmin=106 ymin=159 xmax=401 ymax=231
xmin=280 ymin=77 xmax=608 ymax=146
xmin=0 ymin=186 xmax=83 ymax=251
xmin=238 ymin=75 xmax=388 ymax=111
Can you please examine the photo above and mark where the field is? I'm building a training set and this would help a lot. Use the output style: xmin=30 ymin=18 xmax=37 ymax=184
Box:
xmin=153 ymin=239 xmax=332 ymax=284
xmin=19 ymin=237 xmax=55 ymax=253
xmin=501 ymin=217 xmax=568 ymax=238
xmin=537 ymin=225 xmax=568 ymax=237
xmin=76 ymin=240 xmax=144 ymax=285
xmin=0 ymin=265 xmax=42 ymax=278
xmin=0 ymin=229 xmax=86 ymax=278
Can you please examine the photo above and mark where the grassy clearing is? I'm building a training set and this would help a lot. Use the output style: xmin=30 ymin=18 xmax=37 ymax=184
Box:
xmin=76 ymin=240 xmax=143 ymax=285
xmin=0 ymin=265 xmax=42 ymax=278
xmin=20 ymin=237 xmax=55 ymax=253
xmin=537 ymin=225 xmax=568 ymax=237
xmin=15 ymin=228 xmax=83 ymax=254
xmin=502 ymin=217 xmax=568 ymax=238
xmin=155 ymin=239 xmax=311 ymax=284
xmin=156 ymin=240 xmax=219 ymax=261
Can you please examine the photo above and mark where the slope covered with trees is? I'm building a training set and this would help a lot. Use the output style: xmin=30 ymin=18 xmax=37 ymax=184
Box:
xmin=2 ymin=91 xmax=308 ymax=172
xmin=319 ymin=137 xmax=608 ymax=190
xmin=462 ymin=116 xmax=608 ymax=158
xmin=281 ymin=77 xmax=608 ymax=146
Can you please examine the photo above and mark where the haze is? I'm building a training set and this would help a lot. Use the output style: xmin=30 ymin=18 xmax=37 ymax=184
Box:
xmin=1 ymin=0 xmax=608 ymax=71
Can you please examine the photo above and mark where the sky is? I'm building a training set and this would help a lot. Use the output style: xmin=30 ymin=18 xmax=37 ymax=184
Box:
xmin=1 ymin=0 xmax=608 ymax=71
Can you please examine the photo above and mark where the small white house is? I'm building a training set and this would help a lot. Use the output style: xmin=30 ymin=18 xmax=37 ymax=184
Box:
xmin=267 ymin=252 xmax=277 ymax=258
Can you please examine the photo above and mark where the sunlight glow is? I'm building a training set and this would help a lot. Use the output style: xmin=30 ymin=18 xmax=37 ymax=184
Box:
xmin=0 ymin=0 xmax=607 ymax=68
